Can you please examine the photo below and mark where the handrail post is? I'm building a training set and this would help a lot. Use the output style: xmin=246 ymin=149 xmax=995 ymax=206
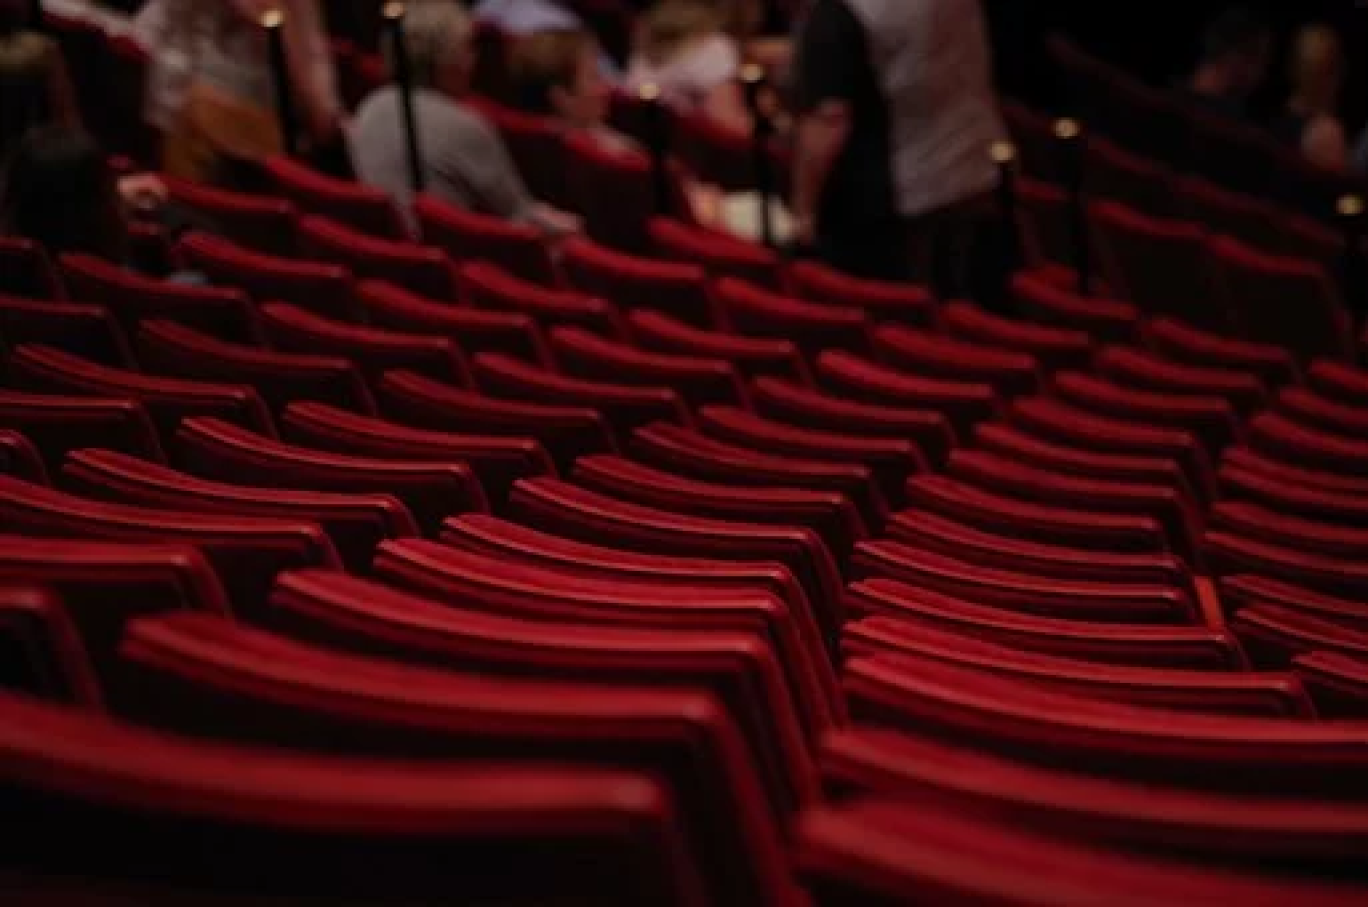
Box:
xmin=639 ymin=83 xmax=671 ymax=216
xmin=382 ymin=2 xmax=425 ymax=195
xmin=1054 ymin=117 xmax=1089 ymax=295
xmin=261 ymin=9 xmax=300 ymax=158
xmin=741 ymin=63 xmax=775 ymax=249
xmin=990 ymin=140 xmax=1020 ymax=306
xmin=1338 ymin=193 xmax=1366 ymax=320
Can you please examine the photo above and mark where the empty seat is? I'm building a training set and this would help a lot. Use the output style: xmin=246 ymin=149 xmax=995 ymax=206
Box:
xmin=1277 ymin=386 xmax=1368 ymax=441
xmin=696 ymin=406 xmax=925 ymax=510
xmin=751 ymin=378 xmax=955 ymax=466
xmin=0 ymin=585 xmax=101 ymax=707
xmin=281 ymin=401 xmax=555 ymax=504
xmin=0 ymin=431 xmax=47 ymax=485
xmin=629 ymin=310 xmax=812 ymax=385
xmin=1085 ymin=135 xmax=1178 ymax=216
xmin=905 ymin=474 xmax=1169 ymax=556
xmin=414 ymin=195 xmax=558 ymax=287
xmin=1231 ymin=605 xmax=1368 ymax=669
xmin=459 ymin=261 xmax=627 ymax=338
xmin=1247 ymin=411 xmax=1368 ymax=479
xmin=794 ymin=798 xmax=1368 ymax=906
xmin=888 ymin=509 xmax=1194 ymax=594
xmin=1213 ymin=501 xmax=1368 ymax=561
xmin=0 ymin=689 xmax=709 ymax=906
xmin=62 ymin=449 xmax=417 ymax=573
xmin=786 ymin=260 xmax=934 ymax=322
xmin=1307 ymin=359 xmax=1368 ymax=408
xmin=261 ymin=302 xmax=471 ymax=386
xmin=873 ymin=325 xmax=1041 ymax=397
xmin=474 ymin=353 xmax=690 ymax=432
xmin=59 ymin=252 xmax=264 ymax=344
xmin=508 ymin=477 xmax=842 ymax=640
xmin=631 ymin=423 xmax=887 ymax=530
xmin=842 ymin=621 xmax=1308 ymax=717
xmin=1010 ymin=271 xmax=1139 ymax=341
xmin=165 ymin=177 xmax=300 ymax=253
xmin=572 ymin=454 xmax=865 ymax=565
xmin=1206 ymin=531 xmax=1368 ymax=602
xmin=650 ymin=217 xmax=782 ymax=287
xmin=0 ymin=390 xmax=164 ymax=468
xmin=0 ymin=476 xmax=338 ymax=617
xmin=550 ymin=326 xmax=747 ymax=408
xmin=852 ymin=540 xmax=1191 ymax=625
xmin=816 ymin=351 xmax=1000 ymax=438
xmin=1090 ymin=200 xmax=1226 ymax=330
xmin=268 ymin=569 xmax=819 ymax=804
xmin=1223 ymin=446 xmax=1368 ymax=497
xmin=264 ymin=155 xmax=407 ymax=238
xmin=1144 ymin=317 xmax=1298 ymax=387
xmin=8 ymin=344 xmax=275 ymax=442
xmin=560 ymin=237 xmax=714 ymax=326
xmin=174 ymin=417 xmax=488 ymax=534
xmin=1220 ymin=465 xmax=1368 ymax=529
xmin=973 ymin=422 xmax=1195 ymax=503
xmin=1209 ymin=235 xmax=1353 ymax=361
xmin=1007 ymin=396 xmax=1212 ymax=498
xmin=1050 ymin=372 xmax=1238 ymax=457
xmin=136 ymin=320 xmax=376 ymax=416
xmin=939 ymin=301 xmax=1093 ymax=371
xmin=1094 ymin=345 xmax=1267 ymax=417
xmin=357 ymin=279 xmax=553 ymax=366
xmin=561 ymin=132 xmax=668 ymax=254
xmin=376 ymin=370 xmax=615 ymax=471
xmin=716 ymin=279 xmax=869 ymax=354
xmin=1220 ymin=574 xmax=1368 ymax=631
xmin=819 ymin=728 xmax=1368 ymax=876
xmin=844 ymin=654 xmax=1368 ymax=796
xmin=178 ymin=232 xmax=363 ymax=322
xmin=120 ymin=613 xmax=796 ymax=907
xmin=0 ymin=294 xmax=133 ymax=369
xmin=1295 ymin=652 xmax=1368 ymax=719
xmin=299 ymin=215 xmax=456 ymax=299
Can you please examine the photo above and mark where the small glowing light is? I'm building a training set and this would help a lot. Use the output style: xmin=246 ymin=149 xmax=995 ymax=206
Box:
xmin=260 ymin=8 xmax=284 ymax=28
xmin=739 ymin=63 xmax=765 ymax=85
xmin=382 ymin=2 xmax=406 ymax=20
xmin=1338 ymin=194 xmax=1365 ymax=218
xmin=1053 ymin=118 xmax=1081 ymax=140
xmin=990 ymin=141 xmax=1016 ymax=164
xmin=638 ymin=82 xmax=661 ymax=102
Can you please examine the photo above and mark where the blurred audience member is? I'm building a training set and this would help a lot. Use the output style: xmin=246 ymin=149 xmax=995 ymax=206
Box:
xmin=350 ymin=0 xmax=579 ymax=235
xmin=0 ymin=16 xmax=78 ymax=164
xmin=509 ymin=27 xmax=630 ymax=152
xmin=473 ymin=0 xmax=619 ymax=76
xmin=137 ymin=0 xmax=341 ymax=186
xmin=1181 ymin=6 xmax=1273 ymax=120
xmin=625 ymin=0 xmax=753 ymax=133
xmin=791 ymin=0 xmax=1004 ymax=297
xmin=1271 ymin=23 xmax=1350 ymax=171
xmin=0 ymin=126 xmax=168 ymax=264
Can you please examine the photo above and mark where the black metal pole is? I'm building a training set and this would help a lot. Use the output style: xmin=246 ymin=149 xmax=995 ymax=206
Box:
xmin=382 ymin=2 xmax=425 ymax=195
xmin=1055 ymin=117 xmax=1089 ymax=295
xmin=991 ymin=140 xmax=1020 ymax=307
xmin=741 ymin=64 xmax=775 ymax=249
xmin=1339 ymin=193 xmax=1366 ymax=321
xmin=640 ymin=83 xmax=671 ymax=216
xmin=262 ymin=9 xmax=300 ymax=158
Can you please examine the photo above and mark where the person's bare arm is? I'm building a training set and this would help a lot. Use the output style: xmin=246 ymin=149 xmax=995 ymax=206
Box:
xmin=791 ymin=99 xmax=851 ymax=245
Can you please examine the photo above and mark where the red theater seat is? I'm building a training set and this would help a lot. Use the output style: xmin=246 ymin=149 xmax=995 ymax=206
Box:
xmin=264 ymin=155 xmax=407 ymax=239
xmin=177 ymin=233 xmax=363 ymax=322
xmin=0 ymin=295 xmax=133 ymax=369
xmin=299 ymin=216 xmax=456 ymax=299
xmin=414 ymin=195 xmax=558 ymax=287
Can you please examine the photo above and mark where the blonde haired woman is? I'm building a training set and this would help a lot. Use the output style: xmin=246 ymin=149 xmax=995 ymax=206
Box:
xmin=137 ymin=0 xmax=341 ymax=186
xmin=1272 ymin=23 xmax=1349 ymax=171
xmin=624 ymin=0 xmax=759 ymax=134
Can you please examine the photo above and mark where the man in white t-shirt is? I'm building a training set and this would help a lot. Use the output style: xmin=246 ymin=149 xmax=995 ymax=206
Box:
xmin=791 ymin=0 xmax=1005 ymax=297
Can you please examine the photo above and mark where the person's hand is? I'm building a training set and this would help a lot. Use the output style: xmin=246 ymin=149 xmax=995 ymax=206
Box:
xmin=117 ymin=173 xmax=169 ymax=215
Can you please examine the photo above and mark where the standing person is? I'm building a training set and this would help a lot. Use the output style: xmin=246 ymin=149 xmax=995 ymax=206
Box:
xmin=1180 ymin=6 xmax=1274 ymax=121
xmin=135 ymin=0 xmax=341 ymax=187
xmin=790 ymin=0 xmax=1006 ymax=297
xmin=349 ymin=0 xmax=579 ymax=235
xmin=1271 ymin=23 xmax=1351 ymax=172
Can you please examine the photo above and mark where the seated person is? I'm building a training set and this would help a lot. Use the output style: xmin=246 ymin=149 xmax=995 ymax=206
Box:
xmin=1271 ymin=24 xmax=1350 ymax=171
xmin=508 ymin=25 xmax=793 ymax=243
xmin=473 ymin=0 xmax=619 ymax=76
xmin=1180 ymin=6 xmax=1272 ymax=121
xmin=349 ymin=0 xmax=578 ymax=235
xmin=0 ymin=126 xmax=175 ymax=267
xmin=0 ymin=16 xmax=79 ymax=165
xmin=625 ymin=0 xmax=754 ymax=134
